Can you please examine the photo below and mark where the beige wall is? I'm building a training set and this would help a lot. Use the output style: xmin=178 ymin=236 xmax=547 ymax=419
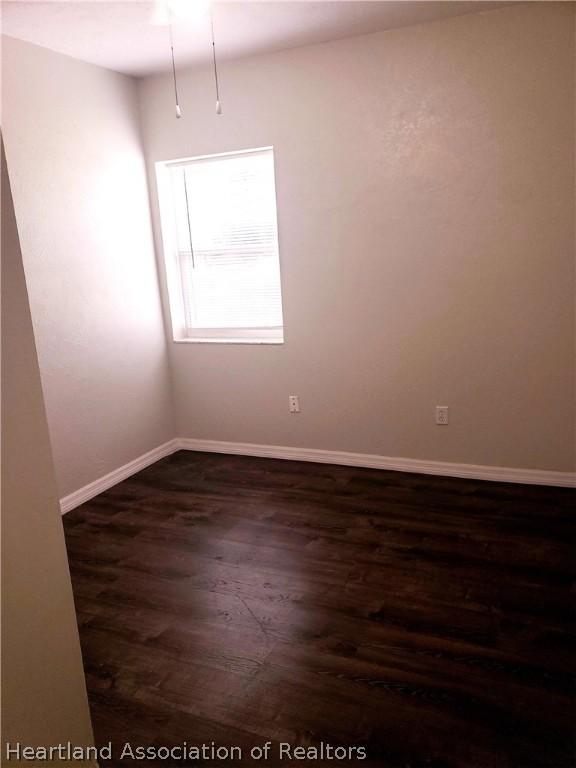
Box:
xmin=2 ymin=36 xmax=175 ymax=498
xmin=1 ymin=139 xmax=94 ymax=752
xmin=140 ymin=3 xmax=575 ymax=473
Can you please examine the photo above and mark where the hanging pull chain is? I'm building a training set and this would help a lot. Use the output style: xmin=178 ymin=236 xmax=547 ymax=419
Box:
xmin=210 ymin=10 xmax=222 ymax=114
xmin=169 ymin=22 xmax=182 ymax=118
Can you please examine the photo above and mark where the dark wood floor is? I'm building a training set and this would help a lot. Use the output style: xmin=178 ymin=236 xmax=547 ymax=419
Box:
xmin=63 ymin=451 xmax=575 ymax=768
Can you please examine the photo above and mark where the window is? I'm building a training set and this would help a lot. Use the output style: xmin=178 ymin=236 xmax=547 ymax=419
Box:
xmin=156 ymin=147 xmax=284 ymax=343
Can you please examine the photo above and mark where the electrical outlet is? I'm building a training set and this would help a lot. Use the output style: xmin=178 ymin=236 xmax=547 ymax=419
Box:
xmin=288 ymin=395 xmax=300 ymax=414
xmin=436 ymin=406 xmax=449 ymax=425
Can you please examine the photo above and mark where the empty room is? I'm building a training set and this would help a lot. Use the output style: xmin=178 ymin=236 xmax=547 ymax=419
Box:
xmin=1 ymin=1 xmax=574 ymax=766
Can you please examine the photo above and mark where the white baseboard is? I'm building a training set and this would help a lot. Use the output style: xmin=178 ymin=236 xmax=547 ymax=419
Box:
xmin=60 ymin=436 xmax=575 ymax=513
xmin=59 ymin=439 xmax=180 ymax=514
xmin=176 ymin=438 xmax=576 ymax=488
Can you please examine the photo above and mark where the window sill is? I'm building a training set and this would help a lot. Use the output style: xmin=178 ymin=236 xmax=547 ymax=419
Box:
xmin=173 ymin=338 xmax=284 ymax=345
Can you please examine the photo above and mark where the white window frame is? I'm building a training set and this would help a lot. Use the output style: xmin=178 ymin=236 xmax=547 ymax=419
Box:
xmin=155 ymin=147 xmax=284 ymax=344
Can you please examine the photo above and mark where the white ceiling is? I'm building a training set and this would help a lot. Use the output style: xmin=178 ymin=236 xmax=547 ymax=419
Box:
xmin=1 ymin=1 xmax=511 ymax=77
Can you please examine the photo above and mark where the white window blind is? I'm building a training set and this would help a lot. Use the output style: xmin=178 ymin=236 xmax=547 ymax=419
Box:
xmin=166 ymin=148 xmax=283 ymax=342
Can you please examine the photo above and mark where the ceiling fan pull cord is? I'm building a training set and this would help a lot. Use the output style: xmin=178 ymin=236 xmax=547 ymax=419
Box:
xmin=210 ymin=9 xmax=222 ymax=114
xmin=169 ymin=22 xmax=182 ymax=118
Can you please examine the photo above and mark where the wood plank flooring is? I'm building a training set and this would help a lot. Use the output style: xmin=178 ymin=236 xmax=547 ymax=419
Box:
xmin=62 ymin=451 xmax=575 ymax=767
